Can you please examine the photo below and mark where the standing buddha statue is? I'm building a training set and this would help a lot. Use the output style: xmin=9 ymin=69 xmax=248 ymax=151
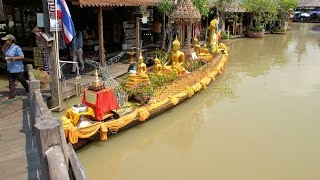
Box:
xmin=208 ymin=18 xmax=218 ymax=48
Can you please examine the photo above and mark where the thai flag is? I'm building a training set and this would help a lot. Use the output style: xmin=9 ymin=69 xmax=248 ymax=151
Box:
xmin=57 ymin=0 xmax=76 ymax=44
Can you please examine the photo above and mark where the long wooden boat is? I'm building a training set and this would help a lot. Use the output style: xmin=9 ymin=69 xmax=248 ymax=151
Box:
xmin=61 ymin=47 xmax=228 ymax=149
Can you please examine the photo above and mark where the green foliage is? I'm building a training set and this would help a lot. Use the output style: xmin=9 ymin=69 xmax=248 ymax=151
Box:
xmin=185 ymin=59 xmax=205 ymax=72
xmin=241 ymin=0 xmax=277 ymax=29
xmin=221 ymin=31 xmax=229 ymax=39
xmin=124 ymin=72 xmax=178 ymax=104
xmin=273 ymin=26 xmax=285 ymax=32
xmin=153 ymin=48 xmax=169 ymax=66
xmin=193 ymin=0 xmax=210 ymax=16
xmin=277 ymin=0 xmax=297 ymax=29
xmin=32 ymin=69 xmax=50 ymax=88
xmin=248 ymin=25 xmax=264 ymax=32
xmin=278 ymin=0 xmax=297 ymax=12
xmin=158 ymin=0 xmax=211 ymax=17
xmin=157 ymin=0 xmax=175 ymax=16
xmin=149 ymin=72 xmax=178 ymax=89
xmin=127 ymin=84 xmax=154 ymax=105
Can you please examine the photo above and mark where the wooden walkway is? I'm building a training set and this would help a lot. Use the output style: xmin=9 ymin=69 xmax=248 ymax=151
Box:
xmin=0 ymin=61 xmax=129 ymax=180
xmin=0 ymin=86 xmax=42 ymax=179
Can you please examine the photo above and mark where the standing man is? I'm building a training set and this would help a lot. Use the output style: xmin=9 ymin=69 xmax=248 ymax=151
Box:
xmin=71 ymin=30 xmax=84 ymax=73
xmin=1 ymin=34 xmax=29 ymax=99
xmin=153 ymin=19 xmax=162 ymax=44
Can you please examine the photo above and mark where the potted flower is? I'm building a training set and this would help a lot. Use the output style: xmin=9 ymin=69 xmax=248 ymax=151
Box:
xmin=32 ymin=69 xmax=50 ymax=89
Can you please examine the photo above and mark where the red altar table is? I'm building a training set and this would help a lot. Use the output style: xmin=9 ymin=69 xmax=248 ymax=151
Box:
xmin=82 ymin=89 xmax=119 ymax=121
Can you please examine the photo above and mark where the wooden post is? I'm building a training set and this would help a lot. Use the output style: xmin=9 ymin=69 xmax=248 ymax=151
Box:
xmin=67 ymin=144 xmax=88 ymax=180
xmin=205 ymin=16 xmax=208 ymax=42
xmin=41 ymin=0 xmax=63 ymax=111
xmin=162 ymin=14 xmax=166 ymax=49
xmin=34 ymin=117 xmax=69 ymax=179
xmin=28 ymin=80 xmax=40 ymax=133
xmin=186 ymin=23 xmax=191 ymax=47
xmin=98 ymin=7 xmax=105 ymax=66
xmin=41 ymin=0 xmax=50 ymax=33
xmin=46 ymin=146 xmax=70 ymax=180
xmin=136 ymin=16 xmax=140 ymax=58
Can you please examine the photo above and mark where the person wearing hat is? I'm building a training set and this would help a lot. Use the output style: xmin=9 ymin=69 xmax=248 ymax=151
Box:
xmin=1 ymin=34 xmax=29 ymax=99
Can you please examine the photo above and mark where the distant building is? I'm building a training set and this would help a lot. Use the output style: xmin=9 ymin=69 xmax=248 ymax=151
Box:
xmin=297 ymin=0 xmax=320 ymax=8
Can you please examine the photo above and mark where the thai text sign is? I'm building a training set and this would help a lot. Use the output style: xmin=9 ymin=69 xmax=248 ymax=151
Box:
xmin=47 ymin=0 xmax=62 ymax=31
xmin=85 ymin=90 xmax=97 ymax=105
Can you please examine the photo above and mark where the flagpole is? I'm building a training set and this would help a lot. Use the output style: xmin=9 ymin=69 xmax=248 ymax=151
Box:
xmin=54 ymin=0 xmax=62 ymax=109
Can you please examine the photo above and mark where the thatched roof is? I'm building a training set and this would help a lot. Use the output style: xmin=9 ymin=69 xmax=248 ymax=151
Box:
xmin=72 ymin=0 xmax=160 ymax=7
xmin=172 ymin=0 xmax=201 ymax=22
xmin=297 ymin=0 xmax=320 ymax=7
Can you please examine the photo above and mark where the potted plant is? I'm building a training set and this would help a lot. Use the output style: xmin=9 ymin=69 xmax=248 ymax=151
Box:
xmin=275 ymin=0 xmax=297 ymax=32
xmin=32 ymin=69 xmax=50 ymax=89
xmin=241 ymin=0 xmax=277 ymax=38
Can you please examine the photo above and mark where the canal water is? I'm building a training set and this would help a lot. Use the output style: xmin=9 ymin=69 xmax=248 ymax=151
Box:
xmin=79 ymin=23 xmax=318 ymax=179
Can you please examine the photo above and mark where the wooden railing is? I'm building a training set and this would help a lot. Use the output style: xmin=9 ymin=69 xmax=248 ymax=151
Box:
xmin=27 ymin=65 xmax=87 ymax=180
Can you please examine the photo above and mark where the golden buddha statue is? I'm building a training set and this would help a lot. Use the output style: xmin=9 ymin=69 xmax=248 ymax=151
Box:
xmin=198 ymin=43 xmax=213 ymax=61
xmin=208 ymin=18 xmax=219 ymax=47
xmin=125 ymin=54 xmax=150 ymax=89
xmin=137 ymin=54 xmax=147 ymax=76
xmin=193 ymin=37 xmax=200 ymax=55
xmin=153 ymin=57 xmax=163 ymax=75
xmin=170 ymin=37 xmax=186 ymax=76
xmin=200 ymin=43 xmax=209 ymax=54
xmin=218 ymin=43 xmax=228 ymax=56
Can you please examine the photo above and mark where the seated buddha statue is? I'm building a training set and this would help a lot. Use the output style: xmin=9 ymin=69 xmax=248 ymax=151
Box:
xmin=193 ymin=37 xmax=201 ymax=55
xmin=153 ymin=57 xmax=163 ymax=75
xmin=137 ymin=55 xmax=147 ymax=76
xmin=125 ymin=54 xmax=150 ymax=89
xmin=200 ymin=43 xmax=209 ymax=54
xmin=170 ymin=37 xmax=186 ymax=76
xmin=198 ymin=43 xmax=213 ymax=61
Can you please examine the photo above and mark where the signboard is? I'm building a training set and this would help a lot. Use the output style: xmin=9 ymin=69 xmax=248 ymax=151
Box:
xmin=37 ymin=13 xmax=44 ymax=27
xmin=85 ymin=90 xmax=97 ymax=105
xmin=47 ymin=0 xmax=62 ymax=31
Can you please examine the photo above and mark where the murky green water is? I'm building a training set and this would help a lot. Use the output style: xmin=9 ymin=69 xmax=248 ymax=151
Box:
xmin=77 ymin=23 xmax=320 ymax=180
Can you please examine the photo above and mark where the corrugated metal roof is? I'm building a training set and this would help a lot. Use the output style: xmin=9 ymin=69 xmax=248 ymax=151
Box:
xmin=75 ymin=0 xmax=160 ymax=7
xmin=297 ymin=0 xmax=320 ymax=7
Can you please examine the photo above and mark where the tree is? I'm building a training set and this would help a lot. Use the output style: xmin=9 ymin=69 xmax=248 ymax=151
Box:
xmin=157 ymin=0 xmax=210 ymax=50
xmin=241 ymin=0 xmax=277 ymax=31
xmin=276 ymin=0 xmax=297 ymax=30
xmin=214 ymin=0 xmax=239 ymax=31
xmin=193 ymin=0 xmax=211 ymax=16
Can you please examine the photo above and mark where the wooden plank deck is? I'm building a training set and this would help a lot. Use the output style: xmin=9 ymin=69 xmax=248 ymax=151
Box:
xmin=0 ymin=95 xmax=42 ymax=180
